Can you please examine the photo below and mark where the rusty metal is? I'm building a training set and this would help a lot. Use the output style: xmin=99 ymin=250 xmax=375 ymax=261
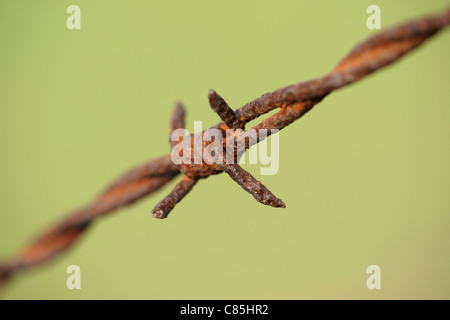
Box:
xmin=219 ymin=163 xmax=285 ymax=208
xmin=151 ymin=176 xmax=198 ymax=219
xmin=208 ymin=89 xmax=244 ymax=130
xmin=169 ymin=102 xmax=185 ymax=146
xmin=0 ymin=156 xmax=179 ymax=286
xmin=0 ymin=8 xmax=449 ymax=289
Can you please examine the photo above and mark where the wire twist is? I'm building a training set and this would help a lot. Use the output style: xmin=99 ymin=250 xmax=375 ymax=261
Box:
xmin=1 ymin=8 xmax=449 ymax=289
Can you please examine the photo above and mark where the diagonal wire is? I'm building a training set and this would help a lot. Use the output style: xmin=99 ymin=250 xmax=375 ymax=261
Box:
xmin=0 ymin=155 xmax=179 ymax=286
xmin=0 ymin=8 xmax=449 ymax=290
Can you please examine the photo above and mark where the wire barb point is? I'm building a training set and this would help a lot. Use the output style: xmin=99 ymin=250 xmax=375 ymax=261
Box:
xmin=208 ymin=89 xmax=243 ymax=130
xmin=151 ymin=176 xmax=198 ymax=219
xmin=220 ymin=164 xmax=286 ymax=208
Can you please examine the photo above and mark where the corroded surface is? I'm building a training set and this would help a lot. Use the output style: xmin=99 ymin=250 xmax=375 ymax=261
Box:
xmin=1 ymin=9 xmax=449 ymax=288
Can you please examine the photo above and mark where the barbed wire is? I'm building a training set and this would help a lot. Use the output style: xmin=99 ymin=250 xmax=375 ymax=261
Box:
xmin=1 ymin=8 xmax=449 ymax=290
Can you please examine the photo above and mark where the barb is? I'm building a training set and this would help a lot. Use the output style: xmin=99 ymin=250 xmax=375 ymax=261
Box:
xmin=170 ymin=102 xmax=185 ymax=147
xmin=219 ymin=163 xmax=286 ymax=208
xmin=151 ymin=176 xmax=198 ymax=219
xmin=1 ymin=8 xmax=449 ymax=290
xmin=208 ymin=89 xmax=243 ymax=130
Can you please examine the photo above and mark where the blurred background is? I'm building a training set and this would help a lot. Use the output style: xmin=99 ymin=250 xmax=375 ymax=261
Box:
xmin=0 ymin=0 xmax=449 ymax=299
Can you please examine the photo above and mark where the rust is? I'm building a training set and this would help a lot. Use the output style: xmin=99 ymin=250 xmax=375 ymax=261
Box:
xmin=0 ymin=157 xmax=179 ymax=287
xmin=208 ymin=89 xmax=243 ymax=130
xmin=151 ymin=176 xmax=198 ymax=219
xmin=219 ymin=164 xmax=285 ymax=208
xmin=169 ymin=102 xmax=185 ymax=147
xmin=0 ymin=8 xmax=449 ymax=289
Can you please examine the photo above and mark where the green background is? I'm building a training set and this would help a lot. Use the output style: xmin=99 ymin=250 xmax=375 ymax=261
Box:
xmin=1 ymin=0 xmax=449 ymax=299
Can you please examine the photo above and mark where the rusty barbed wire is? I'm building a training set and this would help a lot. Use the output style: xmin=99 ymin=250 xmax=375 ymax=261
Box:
xmin=1 ymin=8 xmax=449 ymax=290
